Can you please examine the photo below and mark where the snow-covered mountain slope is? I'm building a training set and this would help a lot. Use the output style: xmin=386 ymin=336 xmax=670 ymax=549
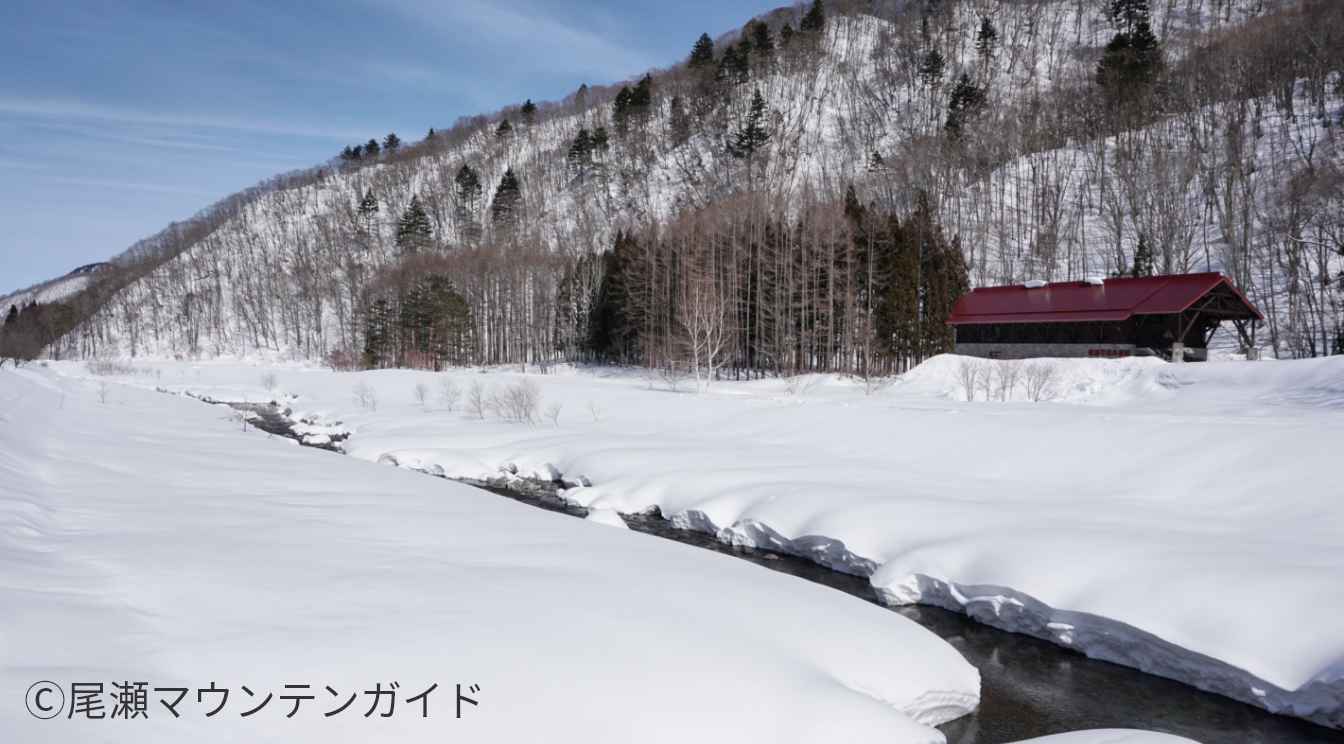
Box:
xmin=49 ymin=353 xmax=1344 ymax=729
xmin=50 ymin=0 xmax=1330 ymax=363
xmin=0 ymin=263 xmax=105 ymax=311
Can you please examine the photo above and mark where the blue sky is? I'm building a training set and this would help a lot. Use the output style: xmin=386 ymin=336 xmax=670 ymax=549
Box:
xmin=0 ymin=0 xmax=782 ymax=293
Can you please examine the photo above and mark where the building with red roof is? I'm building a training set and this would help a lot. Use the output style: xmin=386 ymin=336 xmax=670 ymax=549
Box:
xmin=947 ymin=273 xmax=1263 ymax=361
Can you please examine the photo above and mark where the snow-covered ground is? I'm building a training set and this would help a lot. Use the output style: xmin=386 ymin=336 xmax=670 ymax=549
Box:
xmin=34 ymin=353 xmax=1344 ymax=732
xmin=0 ymin=363 xmax=1208 ymax=744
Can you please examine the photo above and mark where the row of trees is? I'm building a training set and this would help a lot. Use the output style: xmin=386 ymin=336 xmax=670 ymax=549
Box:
xmin=571 ymin=190 xmax=966 ymax=379
xmin=339 ymin=132 xmax=406 ymax=162
xmin=1 ymin=301 xmax=78 ymax=366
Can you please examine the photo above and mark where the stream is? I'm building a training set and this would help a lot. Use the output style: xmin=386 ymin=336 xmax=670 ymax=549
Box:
xmin=233 ymin=401 xmax=1344 ymax=744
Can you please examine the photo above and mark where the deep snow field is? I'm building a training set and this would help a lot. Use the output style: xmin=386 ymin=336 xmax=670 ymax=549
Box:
xmin=5 ymin=352 xmax=1340 ymax=741
xmin=0 ymin=363 xmax=1212 ymax=744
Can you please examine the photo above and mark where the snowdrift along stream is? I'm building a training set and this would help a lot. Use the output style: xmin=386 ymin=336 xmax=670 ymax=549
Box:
xmin=39 ymin=354 xmax=1344 ymax=730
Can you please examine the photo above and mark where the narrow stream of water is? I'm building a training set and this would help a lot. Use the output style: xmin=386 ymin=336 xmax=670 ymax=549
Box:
xmin=234 ymin=402 xmax=1344 ymax=744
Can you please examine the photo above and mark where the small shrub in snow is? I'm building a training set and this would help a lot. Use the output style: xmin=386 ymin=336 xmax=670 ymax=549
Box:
xmin=544 ymin=402 xmax=563 ymax=427
xmin=1023 ymin=362 xmax=1059 ymax=402
xmin=97 ymin=381 xmax=110 ymax=404
xmin=587 ymin=400 xmax=602 ymax=422
xmin=88 ymin=359 xmax=142 ymax=376
xmin=861 ymin=373 xmax=892 ymax=397
xmin=438 ymin=378 xmax=461 ymax=412
xmin=353 ymin=381 xmax=377 ymax=411
xmin=994 ymin=361 xmax=1022 ymax=402
xmin=466 ymin=381 xmax=488 ymax=420
xmin=260 ymin=372 xmax=278 ymax=393
xmin=978 ymin=362 xmax=996 ymax=401
xmin=784 ymin=374 xmax=821 ymax=397
xmin=413 ymin=382 xmax=430 ymax=410
xmin=957 ymin=359 xmax=985 ymax=402
xmin=489 ymin=379 xmax=541 ymax=424
xmin=659 ymin=362 xmax=690 ymax=393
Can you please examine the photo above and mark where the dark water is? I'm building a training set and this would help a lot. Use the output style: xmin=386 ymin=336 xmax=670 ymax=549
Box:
xmin=230 ymin=401 xmax=1344 ymax=744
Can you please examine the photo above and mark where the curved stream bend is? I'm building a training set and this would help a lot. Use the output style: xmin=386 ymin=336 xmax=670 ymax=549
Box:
xmin=230 ymin=400 xmax=1344 ymax=744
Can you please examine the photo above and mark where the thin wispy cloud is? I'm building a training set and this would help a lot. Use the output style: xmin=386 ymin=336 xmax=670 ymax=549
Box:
xmin=377 ymin=0 xmax=659 ymax=82
xmin=0 ymin=97 xmax=366 ymax=142
xmin=39 ymin=175 xmax=219 ymax=197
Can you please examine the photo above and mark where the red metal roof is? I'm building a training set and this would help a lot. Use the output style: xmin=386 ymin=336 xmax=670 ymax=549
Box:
xmin=947 ymin=273 xmax=1263 ymax=325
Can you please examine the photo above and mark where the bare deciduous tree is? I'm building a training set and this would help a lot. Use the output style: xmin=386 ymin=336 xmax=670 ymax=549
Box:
xmin=353 ymin=381 xmax=377 ymax=411
xmin=438 ymin=378 xmax=461 ymax=412
xmin=956 ymin=358 xmax=984 ymax=402
xmin=1023 ymin=362 xmax=1059 ymax=402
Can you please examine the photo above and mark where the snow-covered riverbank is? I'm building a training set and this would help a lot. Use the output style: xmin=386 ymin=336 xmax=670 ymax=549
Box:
xmin=27 ymin=353 xmax=1344 ymax=732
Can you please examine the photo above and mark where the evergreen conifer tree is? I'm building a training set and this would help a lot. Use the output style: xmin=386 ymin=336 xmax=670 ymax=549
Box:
xmin=383 ymin=132 xmax=401 ymax=154
xmin=358 ymin=189 xmax=379 ymax=215
xmin=976 ymin=17 xmax=998 ymax=59
xmin=749 ymin=20 xmax=774 ymax=58
xmin=567 ymin=129 xmax=594 ymax=181
xmin=357 ymin=189 xmax=379 ymax=240
xmin=945 ymin=74 xmax=987 ymax=135
xmin=1131 ymin=235 xmax=1156 ymax=277
xmin=491 ymin=168 xmax=523 ymax=229
xmin=919 ymin=48 xmax=945 ymax=86
xmin=496 ymin=119 xmax=513 ymax=139
xmin=1096 ymin=0 xmax=1163 ymax=98
xmin=454 ymin=165 xmax=483 ymax=243
xmin=520 ymin=99 xmax=538 ymax=125
xmin=800 ymin=0 xmax=826 ymax=33
xmin=4 ymin=304 xmax=16 ymax=327
xmin=396 ymin=196 xmax=433 ymax=255
xmin=591 ymin=127 xmax=610 ymax=152
xmin=362 ymin=298 xmax=392 ymax=369
xmin=729 ymin=89 xmax=771 ymax=159
xmin=688 ymin=33 xmax=715 ymax=68
xmin=632 ymin=75 xmax=654 ymax=111
xmin=613 ymin=87 xmax=633 ymax=132
xmin=364 ymin=138 xmax=381 ymax=157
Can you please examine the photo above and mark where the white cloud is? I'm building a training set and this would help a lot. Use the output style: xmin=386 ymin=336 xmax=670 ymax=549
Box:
xmin=0 ymin=96 xmax=368 ymax=141
xmin=376 ymin=0 xmax=658 ymax=82
xmin=38 ymin=175 xmax=219 ymax=197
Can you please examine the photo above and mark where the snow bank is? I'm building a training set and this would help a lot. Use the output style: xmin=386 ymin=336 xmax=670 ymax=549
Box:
xmin=1014 ymin=733 xmax=1199 ymax=744
xmin=1 ymin=366 xmax=984 ymax=744
xmin=897 ymin=354 xmax=1172 ymax=405
xmin=43 ymin=354 xmax=1344 ymax=730
xmin=585 ymin=508 xmax=629 ymax=530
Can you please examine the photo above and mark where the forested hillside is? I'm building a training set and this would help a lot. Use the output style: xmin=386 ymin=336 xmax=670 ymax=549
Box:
xmin=7 ymin=0 xmax=1343 ymax=373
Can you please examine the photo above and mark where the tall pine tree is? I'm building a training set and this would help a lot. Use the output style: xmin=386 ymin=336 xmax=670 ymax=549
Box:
xmin=491 ymin=168 xmax=523 ymax=230
xmin=729 ymin=88 xmax=771 ymax=160
xmin=800 ymin=0 xmax=826 ymax=34
xmin=945 ymin=74 xmax=987 ymax=136
xmin=455 ymin=165 xmax=483 ymax=244
xmin=1131 ymin=235 xmax=1156 ymax=277
xmin=976 ymin=17 xmax=998 ymax=59
xmin=396 ymin=196 xmax=433 ymax=255
xmin=688 ymin=33 xmax=715 ymax=68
